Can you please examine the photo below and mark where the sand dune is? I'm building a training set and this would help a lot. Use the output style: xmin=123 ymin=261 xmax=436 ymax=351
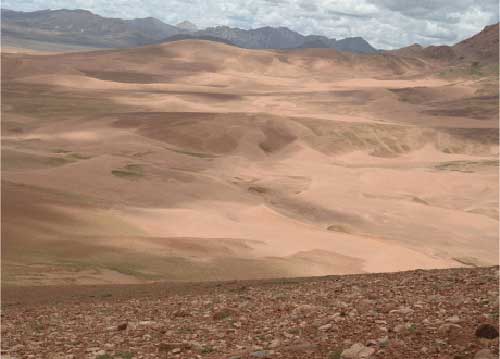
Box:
xmin=2 ymin=39 xmax=498 ymax=285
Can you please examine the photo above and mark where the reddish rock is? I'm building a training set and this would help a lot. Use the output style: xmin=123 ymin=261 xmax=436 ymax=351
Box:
xmin=475 ymin=323 xmax=499 ymax=339
xmin=213 ymin=308 xmax=238 ymax=321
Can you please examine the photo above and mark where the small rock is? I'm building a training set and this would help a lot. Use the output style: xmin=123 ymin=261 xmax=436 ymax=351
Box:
xmin=213 ymin=308 xmax=238 ymax=321
xmin=173 ymin=309 xmax=191 ymax=318
xmin=377 ymin=336 xmax=389 ymax=347
xmin=117 ymin=323 xmax=127 ymax=331
xmin=366 ymin=339 xmax=377 ymax=347
xmin=474 ymin=349 xmax=497 ymax=359
xmin=318 ymin=323 xmax=332 ymax=331
xmin=394 ymin=324 xmax=406 ymax=333
xmin=159 ymin=343 xmax=186 ymax=352
xmin=189 ymin=341 xmax=204 ymax=351
xmin=438 ymin=323 xmax=462 ymax=338
xmin=268 ymin=339 xmax=280 ymax=348
xmin=138 ymin=320 xmax=154 ymax=326
xmin=435 ymin=338 xmax=447 ymax=346
xmin=250 ymin=350 xmax=273 ymax=358
xmin=389 ymin=307 xmax=414 ymax=315
xmin=9 ymin=344 xmax=24 ymax=352
xmin=446 ymin=316 xmax=460 ymax=323
xmin=394 ymin=323 xmax=416 ymax=334
xmin=341 ymin=343 xmax=376 ymax=359
xmin=475 ymin=323 xmax=499 ymax=339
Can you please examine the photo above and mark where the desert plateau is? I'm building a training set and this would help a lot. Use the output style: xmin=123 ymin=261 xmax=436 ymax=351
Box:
xmin=1 ymin=5 xmax=499 ymax=358
xmin=2 ymin=22 xmax=499 ymax=285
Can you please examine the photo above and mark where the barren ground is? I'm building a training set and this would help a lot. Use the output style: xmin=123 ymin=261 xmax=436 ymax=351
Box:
xmin=1 ymin=266 xmax=499 ymax=358
xmin=1 ymin=40 xmax=499 ymax=285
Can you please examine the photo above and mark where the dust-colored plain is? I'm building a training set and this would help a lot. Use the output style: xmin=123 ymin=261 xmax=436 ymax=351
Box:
xmin=2 ymin=28 xmax=499 ymax=285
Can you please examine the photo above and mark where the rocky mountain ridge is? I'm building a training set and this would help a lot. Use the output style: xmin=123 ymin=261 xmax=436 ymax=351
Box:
xmin=1 ymin=8 xmax=377 ymax=52
xmin=388 ymin=23 xmax=499 ymax=64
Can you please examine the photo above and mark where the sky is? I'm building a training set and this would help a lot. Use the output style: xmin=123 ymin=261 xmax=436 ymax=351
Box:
xmin=2 ymin=0 xmax=499 ymax=49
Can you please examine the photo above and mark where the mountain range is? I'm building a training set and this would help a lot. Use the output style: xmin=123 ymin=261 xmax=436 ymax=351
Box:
xmin=1 ymin=8 xmax=377 ymax=53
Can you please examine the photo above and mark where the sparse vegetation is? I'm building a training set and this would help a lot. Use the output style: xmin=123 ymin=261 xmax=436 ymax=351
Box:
xmin=115 ymin=352 xmax=134 ymax=359
xmin=1 ymin=14 xmax=498 ymax=336
xmin=165 ymin=146 xmax=215 ymax=158
xmin=2 ymin=83 xmax=134 ymax=120
xmin=434 ymin=160 xmax=499 ymax=173
xmin=104 ymin=264 xmax=144 ymax=277
xmin=200 ymin=346 xmax=214 ymax=354
xmin=111 ymin=164 xmax=144 ymax=179
xmin=329 ymin=349 xmax=342 ymax=359
xmin=248 ymin=186 xmax=268 ymax=194
xmin=45 ymin=157 xmax=75 ymax=166
xmin=67 ymin=153 xmax=92 ymax=160
xmin=327 ymin=224 xmax=351 ymax=234
xmin=438 ymin=62 xmax=499 ymax=79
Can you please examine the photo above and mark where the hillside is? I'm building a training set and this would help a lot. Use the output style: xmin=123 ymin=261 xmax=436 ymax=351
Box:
xmin=1 ymin=5 xmax=499 ymax=359
xmin=454 ymin=23 xmax=500 ymax=63
xmin=2 ymin=25 xmax=498 ymax=286
xmin=389 ymin=23 xmax=499 ymax=65
xmin=2 ymin=267 xmax=499 ymax=358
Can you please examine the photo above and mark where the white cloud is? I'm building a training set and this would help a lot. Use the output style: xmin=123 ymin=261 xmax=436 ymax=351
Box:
xmin=2 ymin=0 xmax=499 ymax=49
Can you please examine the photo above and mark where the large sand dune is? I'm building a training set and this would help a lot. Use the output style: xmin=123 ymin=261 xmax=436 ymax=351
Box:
xmin=2 ymin=38 xmax=498 ymax=285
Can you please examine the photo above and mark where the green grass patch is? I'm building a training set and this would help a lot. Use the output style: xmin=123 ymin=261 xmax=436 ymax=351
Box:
xmin=104 ymin=262 xmax=159 ymax=280
xmin=328 ymin=349 xmax=342 ymax=359
xmin=327 ymin=224 xmax=351 ymax=234
xmin=45 ymin=157 xmax=76 ymax=166
xmin=434 ymin=160 xmax=499 ymax=173
xmin=67 ymin=153 xmax=92 ymax=160
xmin=42 ymin=258 xmax=159 ymax=281
xmin=2 ymin=83 xmax=135 ymax=120
xmin=111 ymin=164 xmax=144 ymax=179
xmin=200 ymin=346 xmax=214 ymax=354
xmin=165 ymin=146 xmax=215 ymax=159
xmin=115 ymin=353 xmax=134 ymax=359
xmin=438 ymin=62 xmax=499 ymax=79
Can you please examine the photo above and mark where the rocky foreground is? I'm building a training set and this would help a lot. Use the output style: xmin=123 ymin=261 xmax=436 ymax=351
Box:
xmin=2 ymin=266 xmax=499 ymax=359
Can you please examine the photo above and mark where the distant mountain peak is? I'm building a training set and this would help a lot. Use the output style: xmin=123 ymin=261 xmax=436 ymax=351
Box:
xmin=176 ymin=20 xmax=198 ymax=32
xmin=1 ymin=8 xmax=183 ymax=48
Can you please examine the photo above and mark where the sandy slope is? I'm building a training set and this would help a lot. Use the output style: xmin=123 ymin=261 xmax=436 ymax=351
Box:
xmin=1 ymin=40 xmax=498 ymax=285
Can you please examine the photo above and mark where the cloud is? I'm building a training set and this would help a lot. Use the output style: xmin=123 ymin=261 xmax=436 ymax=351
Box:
xmin=299 ymin=1 xmax=317 ymax=12
xmin=2 ymin=0 xmax=498 ymax=49
xmin=369 ymin=0 xmax=497 ymax=19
